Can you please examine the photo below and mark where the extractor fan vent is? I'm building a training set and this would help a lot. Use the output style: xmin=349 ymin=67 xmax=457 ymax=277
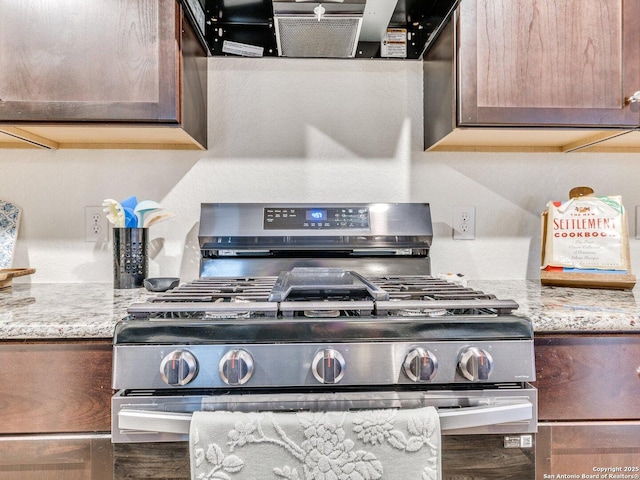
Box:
xmin=275 ymin=16 xmax=363 ymax=58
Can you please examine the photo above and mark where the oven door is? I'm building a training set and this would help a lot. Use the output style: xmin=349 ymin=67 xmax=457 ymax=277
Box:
xmin=112 ymin=385 xmax=537 ymax=443
xmin=113 ymin=386 xmax=537 ymax=480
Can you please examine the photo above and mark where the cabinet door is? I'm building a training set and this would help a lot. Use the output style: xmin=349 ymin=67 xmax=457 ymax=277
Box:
xmin=537 ymin=423 xmax=640 ymax=478
xmin=0 ymin=341 xmax=112 ymax=434
xmin=0 ymin=435 xmax=112 ymax=480
xmin=458 ymin=0 xmax=640 ymax=127
xmin=534 ymin=335 xmax=640 ymax=421
xmin=0 ymin=0 xmax=179 ymax=123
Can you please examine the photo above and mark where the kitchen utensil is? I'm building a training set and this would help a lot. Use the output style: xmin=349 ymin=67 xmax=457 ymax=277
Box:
xmin=123 ymin=207 xmax=137 ymax=228
xmin=0 ymin=268 xmax=36 ymax=289
xmin=120 ymin=195 xmax=138 ymax=211
xmin=133 ymin=200 xmax=162 ymax=227
xmin=103 ymin=199 xmax=125 ymax=227
xmin=143 ymin=277 xmax=180 ymax=292
xmin=0 ymin=199 xmax=21 ymax=269
xmin=143 ymin=211 xmax=175 ymax=228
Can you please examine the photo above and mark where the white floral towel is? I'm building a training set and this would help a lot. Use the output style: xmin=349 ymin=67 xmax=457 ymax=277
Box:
xmin=189 ymin=407 xmax=441 ymax=480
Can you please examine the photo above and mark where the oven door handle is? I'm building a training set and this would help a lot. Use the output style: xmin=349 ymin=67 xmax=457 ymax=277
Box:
xmin=117 ymin=401 xmax=534 ymax=436
xmin=437 ymin=401 xmax=533 ymax=431
xmin=119 ymin=410 xmax=194 ymax=435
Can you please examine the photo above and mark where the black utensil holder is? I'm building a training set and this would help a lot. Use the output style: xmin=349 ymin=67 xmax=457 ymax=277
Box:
xmin=113 ymin=228 xmax=148 ymax=289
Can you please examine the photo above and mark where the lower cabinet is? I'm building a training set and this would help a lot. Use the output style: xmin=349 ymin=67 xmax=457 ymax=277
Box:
xmin=534 ymin=334 xmax=640 ymax=479
xmin=0 ymin=340 xmax=113 ymax=479
xmin=537 ymin=422 xmax=640 ymax=477
xmin=0 ymin=435 xmax=112 ymax=480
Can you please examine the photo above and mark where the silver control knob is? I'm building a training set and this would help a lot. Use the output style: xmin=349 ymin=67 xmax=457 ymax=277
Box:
xmin=312 ymin=349 xmax=345 ymax=384
xmin=219 ymin=349 xmax=254 ymax=386
xmin=458 ymin=346 xmax=493 ymax=381
xmin=160 ymin=350 xmax=198 ymax=386
xmin=403 ymin=348 xmax=438 ymax=382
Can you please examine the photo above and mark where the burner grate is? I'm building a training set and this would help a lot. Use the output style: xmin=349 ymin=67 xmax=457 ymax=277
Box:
xmin=126 ymin=274 xmax=519 ymax=319
xmin=148 ymin=277 xmax=277 ymax=304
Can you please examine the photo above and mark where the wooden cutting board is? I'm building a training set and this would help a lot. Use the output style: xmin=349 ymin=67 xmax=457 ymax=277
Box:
xmin=0 ymin=268 xmax=35 ymax=289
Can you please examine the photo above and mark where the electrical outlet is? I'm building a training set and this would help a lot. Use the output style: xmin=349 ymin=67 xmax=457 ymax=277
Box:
xmin=85 ymin=206 xmax=109 ymax=242
xmin=453 ymin=206 xmax=476 ymax=240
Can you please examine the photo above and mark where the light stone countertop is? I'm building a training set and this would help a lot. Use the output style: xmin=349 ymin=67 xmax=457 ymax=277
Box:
xmin=0 ymin=283 xmax=153 ymax=340
xmin=471 ymin=280 xmax=640 ymax=332
xmin=1 ymin=281 xmax=639 ymax=340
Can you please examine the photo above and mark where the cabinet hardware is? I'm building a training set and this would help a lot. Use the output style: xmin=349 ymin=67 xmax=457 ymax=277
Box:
xmin=625 ymin=91 xmax=640 ymax=104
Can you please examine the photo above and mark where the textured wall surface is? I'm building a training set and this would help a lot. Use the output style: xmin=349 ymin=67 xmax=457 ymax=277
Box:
xmin=1 ymin=58 xmax=639 ymax=283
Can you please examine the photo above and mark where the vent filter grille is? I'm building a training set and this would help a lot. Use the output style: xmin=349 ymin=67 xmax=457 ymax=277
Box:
xmin=275 ymin=16 xmax=363 ymax=58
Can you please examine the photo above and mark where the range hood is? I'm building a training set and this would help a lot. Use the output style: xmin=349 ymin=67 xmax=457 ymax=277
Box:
xmin=203 ymin=0 xmax=459 ymax=59
xmin=273 ymin=0 xmax=366 ymax=58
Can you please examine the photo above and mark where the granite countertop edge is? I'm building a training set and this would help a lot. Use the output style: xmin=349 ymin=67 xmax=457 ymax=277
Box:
xmin=1 ymin=281 xmax=639 ymax=341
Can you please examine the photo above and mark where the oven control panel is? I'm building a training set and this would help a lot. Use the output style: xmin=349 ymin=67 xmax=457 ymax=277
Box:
xmin=113 ymin=340 xmax=535 ymax=390
xmin=263 ymin=207 xmax=370 ymax=230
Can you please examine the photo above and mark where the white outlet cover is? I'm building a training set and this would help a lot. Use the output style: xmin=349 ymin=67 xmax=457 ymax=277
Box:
xmin=453 ymin=206 xmax=476 ymax=240
xmin=85 ymin=206 xmax=109 ymax=242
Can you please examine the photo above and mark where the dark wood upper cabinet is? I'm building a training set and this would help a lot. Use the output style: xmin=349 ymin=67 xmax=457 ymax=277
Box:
xmin=459 ymin=0 xmax=640 ymax=127
xmin=424 ymin=0 xmax=640 ymax=152
xmin=0 ymin=0 xmax=207 ymax=150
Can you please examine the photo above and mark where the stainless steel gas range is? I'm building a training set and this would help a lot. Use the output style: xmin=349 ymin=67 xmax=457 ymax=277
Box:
xmin=112 ymin=203 xmax=537 ymax=479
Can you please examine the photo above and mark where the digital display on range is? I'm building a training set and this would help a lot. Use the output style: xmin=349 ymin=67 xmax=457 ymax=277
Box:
xmin=263 ymin=207 xmax=370 ymax=230
xmin=306 ymin=209 xmax=327 ymax=221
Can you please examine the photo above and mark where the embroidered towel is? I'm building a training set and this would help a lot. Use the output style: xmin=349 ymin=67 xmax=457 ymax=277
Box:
xmin=190 ymin=407 xmax=441 ymax=480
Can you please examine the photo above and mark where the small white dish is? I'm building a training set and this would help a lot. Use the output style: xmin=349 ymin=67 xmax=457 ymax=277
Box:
xmin=0 ymin=200 xmax=21 ymax=269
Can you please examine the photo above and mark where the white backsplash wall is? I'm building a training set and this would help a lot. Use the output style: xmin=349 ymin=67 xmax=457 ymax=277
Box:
xmin=1 ymin=57 xmax=640 ymax=283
